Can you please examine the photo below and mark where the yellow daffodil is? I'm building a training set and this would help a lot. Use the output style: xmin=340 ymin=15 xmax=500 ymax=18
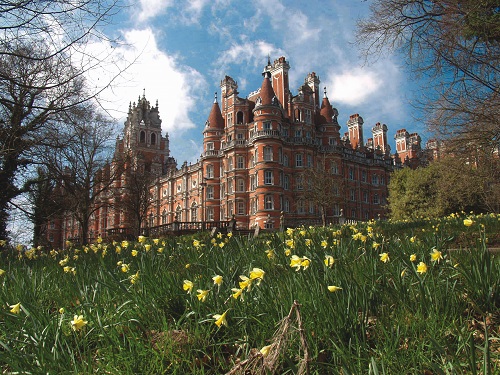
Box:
xmin=0 ymin=268 xmax=6 ymax=277
xmin=227 ymin=232 xmax=233 ymax=238
xmin=284 ymin=248 xmax=291 ymax=256
xmin=286 ymin=228 xmax=294 ymax=236
xmin=285 ymin=239 xmax=295 ymax=249
xmin=324 ymin=255 xmax=335 ymax=267
xmin=321 ymin=240 xmax=328 ymax=248
xmin=430 ymin=249 xmax=443 ymax=263
xmin=301 ymin=257 xmax=311 ymax=270
xmin=327 ymin=285 xmax=342 ymax=292
xmin=71 ymin=315 xmax=88 ymax=331
xmin=239 ymin=275 xmax=252 ymax=291
xmin=265 ymin=249 xmax=275 ymax=259
xmin=97 ymin=236 xmax=103 ymax=244
xmin=183 ymin=280 xmax=194 ymax=294
xmin=260 ymin=345 xmax=272 ymax=357
xmin=59 ymin=307 xmax=65 ymax=314
xmin=144 ymin=244 xmax=151 ymax=252
xmin=185 ymin=263 xmax=191 ymax=269
xmin=216 ymin=232 xmax=223 ymax=239
xmin=138 ymin=235 xmax=146 ymax=243
xmin=193 ymin=239 xmax=201 ymax=248
xmin=372 ymin=242 xmax=381 ymax=249
xmin=213 ymin=310 xmax=228 ymax=327
xmin=157 ymin=247 xmax=164 ymax=253
xmin=131 ymin=249 xmax=138 ymax=257
xmin=59 ymin=256 xmax=69 ymax=266
xmin=121 ymin=263 xmax=130 ymax=273
xmin=417 ymin=262 xmax=427 ymax=274
xmin=153 ymin=238 xmax=160 ymax=245
xmin=410 ymin=236 xmax=416 ymax=243
xmin=290 ymin=255 xmax=303 ymax=270
xmin=196 ymin=289 xmax=209 ymax=302
xmin=463 ymin=218 xmax=474 ymax=227
xmin=379 ymin=252 xmax=390 ymax=263
xmin=305 ymin=239 xmax=312 ymax=247
xmin=231 ymin=288 xmax=244 ymax=300
xmin=218 ymin=242 xmax=225 ymax=248
xmin=9 ymin=302 xmax=21 ymax=314
xmin=249 ymin=267 xmax=265 ymax=281
xmin=121 ymin=240 xmax=129 ymax=248
xmin=212 ymin=275 xmax=223 ymax=286
xmin=410 ymin=254 xmax=417 ymax=262
xmin=130 ymin=271 xmax=139 ymax=284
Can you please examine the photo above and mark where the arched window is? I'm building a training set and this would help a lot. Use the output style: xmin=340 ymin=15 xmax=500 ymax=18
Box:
xmin=161 ymin=209 xmax=167 ymax=224
xmin=140 ymin=131 xmax=146 ymax=143
xmin=191 ymin=202 xmax=198 ymax=221
xmin=176 ymin=206 xmax=182 ymax=222
xmin=151 ymin=133 xmax=156 ymax=145
xmin=236 ymin=111 xmax=244 ymax=124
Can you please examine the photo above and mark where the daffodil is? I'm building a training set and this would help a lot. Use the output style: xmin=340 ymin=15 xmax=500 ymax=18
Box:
xmin=212 ymin=275 xmax=223 ymax=286
xmin=213 ymin=310 xmax=228 ymax=327
xmin=260 ymin=345 xmax=272 ymax=357
xmin=59 ymin=307 xmax=65 ymax=314
xmin=290 ymin=255 xmax=303 ymax=270
xmin=153 ymin=238 xmax=160 ymax=245
xmin=463 ymin=218 xmax=474 ymax=227
xmin=231 ymin=288 xmax=244 ymax=300
xmin=324 ymin=255 xmax=335 ymax=267
xmin=0 ymin=268 xmax=6 ymax=277
xmin=401 ymin=269 xmax=407 ymax=277
xmin=218 ymin=242 xmax=225 ymax=248
xmin=417 ymin=262 xmax=428 ymax=274
xmin=239 ymin=275 xmax=252 ymax=291
xmin=305 ymin=238 xmax=312 ymax=247
xmin=138 ymin=235 xmax=146 ymax=243
xmin=372 ymin=241 xmax=381 ymax=249
xmin=131 ymin=249 xmax=138 ymax=257
xmin=301 ymin=257 xmax=311 ymax=270
xmin=285 ymin=239 xmax=295 ymax=249
xmin=286 ymin=228 xmax=294 ymax=236
xmin=379 ymin=252 xmax=390 ymax=263
xmin=71 ymin=315 xmax=88 ymax=331
xmin=193 ymin=239 xmax=201 ymax=248
xmin=130 ymin=271 xmax=140 ymax=284
xmin=327 ymin=285 xmax=342 ymax=292
xmin=265 ymin=249 xmax=275 ymax=259
xmin=430 ymin=249 xmax=443 ymax=263
xmin=121 ymin=263 xmax=130 ymax=273
xmin=321 ymin=240 xmax=328 ymax=248
xmin=249 ymin=267 xmax=265 ymax=281
xmin=157 ymin=247 xmax=164 ymax=253
xmin=121 ymin=240 xmax=129 ymax=248
xmin=410 ymin=254 xmax=417 ymax=262
xmin=9 ymin=302 xmax=21 ymax=314
xmin=144 ymin=244 xmax=151 ymax=252
xmin=196 ymin=289 xmax=209 ymax=302
xmin=183 ymin=280 xmax=194 ymax=294
xmin=284 ymin=248 xmax=291 ymax=256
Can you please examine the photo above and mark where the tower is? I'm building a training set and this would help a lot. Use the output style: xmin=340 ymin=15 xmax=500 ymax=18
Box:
xmin=347 ymin=114 xmax=364 ymax=149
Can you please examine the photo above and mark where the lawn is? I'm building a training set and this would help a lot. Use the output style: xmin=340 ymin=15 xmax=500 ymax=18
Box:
xmin=1 ymin=213 xmax=499 ymax=374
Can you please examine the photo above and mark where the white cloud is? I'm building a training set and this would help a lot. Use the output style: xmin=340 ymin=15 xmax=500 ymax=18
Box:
xmin=84 ymin=28 xmax=206 ymax=136
xmin=326 ymin=68 xmax=382 ymax=106
xmin=137 ymin=0 xmax=174 ymax=23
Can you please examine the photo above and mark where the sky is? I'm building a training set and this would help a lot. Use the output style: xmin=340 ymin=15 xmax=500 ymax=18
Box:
xmin=87 ymin=0 xmax=427 ymax=164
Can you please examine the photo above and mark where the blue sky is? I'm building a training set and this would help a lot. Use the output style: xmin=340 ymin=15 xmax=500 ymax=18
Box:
xmin=88 ymin=0 xmax=427 ymax=164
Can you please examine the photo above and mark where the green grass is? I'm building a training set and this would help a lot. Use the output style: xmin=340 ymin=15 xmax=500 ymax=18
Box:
xmin=0 ymin=212 xmax=499 ymax=374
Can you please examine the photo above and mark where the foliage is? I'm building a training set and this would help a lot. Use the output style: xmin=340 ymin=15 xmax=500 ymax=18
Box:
xmin=0 ymin=213 xmax=499 ymax=374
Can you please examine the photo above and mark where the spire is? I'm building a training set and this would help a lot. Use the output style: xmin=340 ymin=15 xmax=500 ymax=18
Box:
xmin=214 ymin=92 xmax=218 ymax=103
xmin=323 ymin=86 xmax=327 ymax=98
xmin=320 ymin=87 xmax=335 ymax=124
xmin=258 ymin=71 xmax=276 ymax=106
xmin=206 ymin=95 xmax=224 ymax=129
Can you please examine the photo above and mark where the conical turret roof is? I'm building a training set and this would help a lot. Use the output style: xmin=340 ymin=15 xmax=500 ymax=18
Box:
xmin=259 ymin=72 xmax=277 ymax=106
xmin=206 ymin=93 xmax=224 ymax=129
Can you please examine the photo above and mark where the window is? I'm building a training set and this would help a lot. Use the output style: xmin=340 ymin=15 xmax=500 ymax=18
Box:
xmin=227 ymin=157 xmax=233 ymax=171
xmin=237 ymin=201 xmax=245 ymax=215
xmin=237 ymin=132 xmax=244 ymax=139
xmin=283 ymin=199 xmax=290 ymax=213
xmin=228 ymin=201 xmax=234 ymax=216
xmin=263 ymin=121 xmax=271 ymax=130
xmin=191 ymin=204 xmax=197 ymax=221
xmin=162 ymin=209 xmax=167 ymax=224
xmin=296 ymin=175 xmax=303 ymax=190
xmin=361 ymin=170 xmax=367 ymax=182
xmin=263 ymin=146 xmax=273 ymax=161
xmin=264 ymin=195 xmax=274 ymax=210
xmin=284 ymin=175 xmax=290 ymax=190
xmin=296 ymin=154 xmax=303 ymax=167
xmin=264 ymin=170 xmax=273 ymax=185
xmin=250 ymin=175 xmax=256 ymax=190
xmin=307 ymin=154 xmax=312 ymax=167
xmin=237 ymin=178 xmax=245 ymax=192
xmin=297 ymin=200 xmax=305 ymax=214
xmin=175 ymin=207 xmax=181 ymax=222
xmin=305 ymin=109 xmax=312 ymax=124
xmin=227 ymin=113 xmax=233 ymax=126
xmin=333 ymin=204 xmax=340 ymax=216
xmin=151 ymin=133 xmax=156 ymax=145
xmin=228 ymin=178 xmax=234 ymax=194
xmin=237 ymin=155 xmax=244 ymax=169
xmin=363 ymin=191 xmax=369 ymax=203
xmin=372 ymin=174 xmax=379 ymax=185
xmin=206 ymin=142 xmax=214 ymax=150
xmin=349 ymin=168 xmax=355 ymax=180
xmin=250 ymin=198 xmax=257 ymax=214
xmin=373 ymin=194 xmax=380 ymax=205
xmin=295 ymin=129 xmax=301 ymax=137
xmin=207 ymin=207 xmax=214 ymax=221
xmin=236 ymin=111 xmax=244 ymax=124
xmin=331 ymin=162 xmax=339 ymax=174
xmin=283 ymin=154 xmax=289 ymax=167
xmin=207 ymin=186 xmax=214 ymax=199
xmin=206 ymin=165 xmax=214 ymax=178
xmin=350 ymin=188 xmax=356 ymax=201
xmin=329 ymin=137 xmax=337 ymax=146
xmin=351 ymin=209 xmax=356 ymax=219
xmin=140 ymin=131 xmax=146 ymax=143
xmin=380 ymin=176 xmax=385 ymax=185
xmin=278 ymin=148 xmax=283 ymax=163
xmin=309 ymin=201 xmax=315 ymax=214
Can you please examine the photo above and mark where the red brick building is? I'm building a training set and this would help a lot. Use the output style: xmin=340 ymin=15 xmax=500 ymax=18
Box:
xmin=47 ymin=57 xmax=423 ymax=247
